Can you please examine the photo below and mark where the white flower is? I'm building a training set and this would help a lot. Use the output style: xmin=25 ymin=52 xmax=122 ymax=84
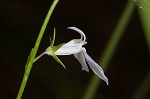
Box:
xmin=53 ymin=27 xmax=109 ymax=85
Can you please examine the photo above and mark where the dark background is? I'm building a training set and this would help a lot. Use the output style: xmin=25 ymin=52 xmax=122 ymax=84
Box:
xmin=0 ymin=0 xmax=149 ymax=99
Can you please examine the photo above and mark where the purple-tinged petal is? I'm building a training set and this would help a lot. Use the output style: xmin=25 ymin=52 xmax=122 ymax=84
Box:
xmin=82 ymin=48 xmax=109 ymax=85
xmin=74 ymin=51 xmax=89 ymax=72
xmin=54 ymin=39 xmax=82 ymax=55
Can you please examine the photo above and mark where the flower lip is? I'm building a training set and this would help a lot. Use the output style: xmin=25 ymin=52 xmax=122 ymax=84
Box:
xmin=67 ymin=27 xmax=87 ymax=45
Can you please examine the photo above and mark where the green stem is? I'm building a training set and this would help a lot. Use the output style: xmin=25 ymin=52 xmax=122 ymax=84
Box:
xmin=16 ymin=0 xmax=59 ymax=99
xmin=82 ymin=2 xmax=135 ymax=99
xmin=34 ymin=52 xmax=46 ymax=62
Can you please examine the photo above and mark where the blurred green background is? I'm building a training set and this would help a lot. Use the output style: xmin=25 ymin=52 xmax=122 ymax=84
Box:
xmin=0 ymin=0 xmax=150 ymax=99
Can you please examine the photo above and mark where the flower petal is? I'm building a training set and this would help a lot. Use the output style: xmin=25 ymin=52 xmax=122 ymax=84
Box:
xmin=67 ymin=27 xmax=87 ymax=45
xmin=82 ymin=48 xmax=109 ymax=85
xmin=54 ymin=39 xmax=82 ymax=55
xmin=74 ymin=51 xmax=89 ymax=72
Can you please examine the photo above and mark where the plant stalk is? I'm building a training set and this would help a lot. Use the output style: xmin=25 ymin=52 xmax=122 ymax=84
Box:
xmin=16 ymin=0 xmax=59 ymax=99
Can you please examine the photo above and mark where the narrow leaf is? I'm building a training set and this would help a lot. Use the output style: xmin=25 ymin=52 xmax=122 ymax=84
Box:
xmin=49 ymin=36 xmax=52 ymax=46
xmin=52 ymin=53 xmax=66 ymax=69
xmin=51 ymin=28 xmax=56 ymax=46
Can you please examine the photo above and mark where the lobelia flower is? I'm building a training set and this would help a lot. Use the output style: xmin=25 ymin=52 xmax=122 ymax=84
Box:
xmin=45 ymin=27 xmax=109 ymax=85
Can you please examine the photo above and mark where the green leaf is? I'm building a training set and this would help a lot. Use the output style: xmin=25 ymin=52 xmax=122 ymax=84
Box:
xmin=50 ymin=28 xmax=56 ymax=47
xmin=49 ymin=36 xmax=52 ymax=46
xmin=51 ymin=53 xmax=66 ymax=69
